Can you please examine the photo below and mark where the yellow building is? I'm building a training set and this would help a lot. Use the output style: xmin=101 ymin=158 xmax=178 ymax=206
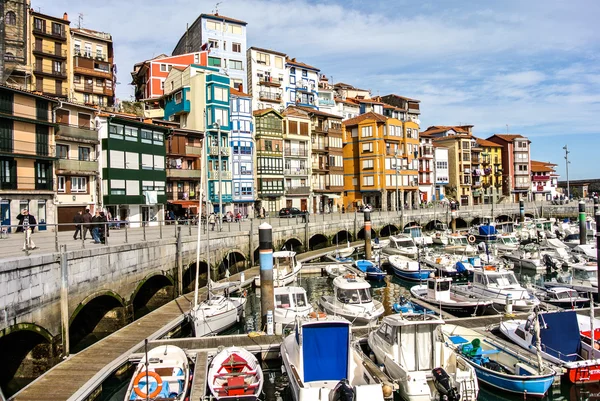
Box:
xmin=30 ymin=10 xmax=70 ymax=99
xmin=342 ymin=111 xmax=419 ymax=211
xmin=0 ymin=86 xmax=59 ymax=230
xmin=71 ymin=27 xmax=115 ymax=107
xmin=473 ymin=138 xmax=503 ymax=205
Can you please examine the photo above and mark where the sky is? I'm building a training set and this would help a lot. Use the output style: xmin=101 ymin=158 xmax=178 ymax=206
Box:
xmin=34 ymin=0 xmax=600 ymax=180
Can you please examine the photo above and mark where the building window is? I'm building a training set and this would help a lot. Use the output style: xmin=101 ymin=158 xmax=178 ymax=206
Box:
xmin=78 ymin=147 xmax=90 ymax=161
xmin=362 ymin=142 xmax=373 ymax=153
xmin=35 ymin=161 xmax=51 ymax=190
xmin=256 ymin=52 xmax=269 ymax=65
xmin=141 ymin=129 xmax=153 ymax=144
xmin=83 ymin=94 xmax=90 ymax=103
xmin=206 ymin=20 xmax=221 ymax=31
xmin=56 ymin=144 xmax=69 ymax=159
xmin=213 ymin=86 xmax=228 ymax=101
xmin=363 ymin=176 xmax=374 ymax=186
xmin=229 ymin=59 xmax=242 ymax=70
xmin=71 ymin=177 xmax=87 ymax=193
xmin=160 ymin=63 xmax=168 ymax=72
xmin=5 ymin=11 xmax=16 ymax=25
xmin=230 ymin=24 xmax=242 ymax=35
xmin=57 ymin=176 xmax=66 ymax=192
xmin=361 ymin=126 xmax=373 ymax=137
xmin=208 ymin=56 xmax=221 ymax=67
xmin=124 ymin=126 xmax=138 ymax=141
xmin=110 ymin=179 xmax=125 ymax=195
xmin=275 ymin=56 xmax=283 ymax=69
xmin=34 ymin=17 xmax=44 ymax=31
xmin=52 ymin=22 xmax=62 ymax=36
xmin=96 ymin=46 xmax=103 ymax=60
xmin=153 ymin=131 xmax=164 ymax=145
xmin=74 ymin=41 xmax=81 ymax=55
xmin=362 ymin=159 xmax=374 ymax=169
xmin=208 ymin=39 xmax=219 ymax=49
xmin=232 ymin=42 xmax=241 ymax=53
xmin=109 ymin=124 xmax=124 ymax=139
xmin=84 ymin=43 xmax=92 ymax=57
xmin=302 ymin=69 xmax=307 ymax=77
xmin=74 ymin=75 xmax=81 ymax=84
xmin=53 ymin=61 xmax=62 ymax=74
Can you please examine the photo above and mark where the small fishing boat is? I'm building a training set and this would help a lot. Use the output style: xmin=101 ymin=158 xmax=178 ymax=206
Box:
xmin=383 ymin=234 xmax=418 ymax=258
xmin=501 ymin=245 xmax=543 ymax=272
xmin=443 ymin=234 xmax=478 ymax=255
xmin=500 ymin=310 xmax=600 ymax=384
xmin=335 ymin=241 xmax=355 ymax=258
xmin=442 ymin=324 xmax=556 ymax=397
xmin=495 ymin=233 xmax=520 ymax=253
xmin=368 ymin=314 xmax=479 ymax=401
xmin=372 ymin=238 xmax=390 ymax=250
xmin=124 ymin=345 xmax=191 ymax=401
xmin=254 ymin=250 xmax=302 ymax=287
xmin=323 ymin=263 xmax=350 ymax=278
xmin=274 ymin=286 xmax=314 ymax=326
xmin=572 ymin=244 xmax=598 ymax=262
xmin=392 ymin=295 xmax=436 ymax=316
xmin=207 ymin=346 xmax=263 ymax=400
xmin=533 ymin=286 xmax=590 ymax=308
xmin=353 ymin=259 xmax=387 ymax=281
xmin=403 ymin=225 xmax=433 ymax=246
xmin=453 ymin=268 xmax=540 ymax=313
xmin=280 ymin=314 xmax=386 ymax=401
xmin=422 ymin=253 xmax=470 ymax=279
xmin=410 ymin=276 xmax=493 ymax=317
xmin=388 ymin=255 xmax=435 ymax=281
xmin=318 ymin=273 xmax=384 ymax=325
xmin=469 ymin=217 xmax=498 ymax=242
xmin=544 ymin=263 xmax=598 ymax=294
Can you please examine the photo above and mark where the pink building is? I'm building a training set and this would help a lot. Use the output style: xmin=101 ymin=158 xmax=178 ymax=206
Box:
xmin=486 ymin=134 xmax=532 ymax=202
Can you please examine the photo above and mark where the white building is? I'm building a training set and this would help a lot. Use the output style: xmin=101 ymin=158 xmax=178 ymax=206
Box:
xmin=246 ymin=47 xmax=286 ymax=113
xmin=433 ymin=145 xmax=449 ymax=201
xmin=284 ymin=57 xmax=320 ymax=110
xmin=317 ymin=75 xmax=336 ymax=114
xmin=531 ymin=161 xmax=559 ymax=201
xmin=418 ymin=135 xmax=435 ymax=203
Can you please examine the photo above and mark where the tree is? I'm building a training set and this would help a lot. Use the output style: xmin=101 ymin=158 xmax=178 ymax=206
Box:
xmin=120 ymin=101 xmax=144 ymax=117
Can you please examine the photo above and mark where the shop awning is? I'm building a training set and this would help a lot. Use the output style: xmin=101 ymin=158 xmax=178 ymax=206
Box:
xmin=325 ymin=194 xmax=341 ymax=199
xmin=168 ymin=200 xmax=200 ymax=209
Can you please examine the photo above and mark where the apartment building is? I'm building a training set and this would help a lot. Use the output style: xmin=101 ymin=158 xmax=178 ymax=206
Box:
xmin=472 ymin=138 xmax=503 ymax=205
xmin=282 ymin=107 xmax=311 ymax=211
xmin=285 ymin=57 xmax=319 ymax=110
xmin=54 ymin=102 xmax=99 ymax=229
xmin=253 ymin=108 xmax=284 ymax=214
xmin=531 ymin=161 xmax=559 ymax=201
xmin=486 ymin=134 xmax=532 ymax=202
xmin=0 ymin=86 xmax=59 ymax=231
xmin=246 ymin=47 xmax=286 ymax=113
xmin=172 ymin=13 xmax=247 ymax=89
xmin=317 ymin=75 xmax=336 ymax=114
xmin=1 ymin=0 xmax=30 ymax=88
xmin=30 ymin=11 xmax=70 ymax=99
xmin=433 ymin=144 xmax=449 ymax=201
xmin=230 ymin=86 xmax=254 ymax=215
xmin=418 ymin=135 xmax=435 ymax=202
xmin=380 ymin=94 xmax=421 ymax=125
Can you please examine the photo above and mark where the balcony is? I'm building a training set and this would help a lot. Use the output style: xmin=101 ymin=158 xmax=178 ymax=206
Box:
xmin=185 ymin=145 xmax=202 ymax=156
xmin=33 ymin=26 xmax=67 ymax=41
xmin=472 ymin=181 xmax=482 ymax=188
xmin=284 ymin=149 xmax=308 ymax=157
xmin=284 ymin=168 xmax=308 ymax=176
xmin=33 ymin=45 xmax=67 ymax=59
xmin=494 ymin=157 xmax=501 ymax=165
xmin=73 ymin=57 xmax=113 ymax=80
xmin=166 ymin=168 xmax=202 ymax=179
xmin=259 ymin=91 xmax=282 ymax=103
xmin=257 ymin=147 xmax=283 ymax=156
xmin=312 ymin=142 xmax=327 ymax=152
xmin=471 ymin=156 xmax=481 ymax=164
xmin=208 ymin=146 xmax=231 ymax=156
xmin=318 ymin=98 xmax=335 ymax=107
xmin=532 ymin=175 xmax=550 ymax=181
xmin=259 ymin=77 xmax=283 ymax=87
xmin=33 ymin=65 xmax=67 ymax=79
xmin=56 ymin=123 xmax=99 ymax=143
xmin=312 ymin=163 xmax=329 ymax=172
xmin=481 ymin=158 xmax=490 ymax=165
xmin=1 ymin=140 xmax=56 ymax=159
xmin=286 ymin=186 xmax=311 ymax=195
xmin=56 ymin=158 xmax=98 ymax=175
xmin=209 ymin=170 xmax=232 ymax=180
xmin=34 ymin=84 xmax=69 ymax=98
xmin=76 ymin=82 xmax=113 ymax=96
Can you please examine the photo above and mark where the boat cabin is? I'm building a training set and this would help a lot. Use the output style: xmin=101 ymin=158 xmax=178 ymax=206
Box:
xmin=375 ymin=315 xmax=444 ymax=371
xmin=273 ymin=250 xmax=299 ymax=271
xmin=498 ymin=234 xmax=519 ymax=247
xmin=427 ymin=277 xmax=452 ymax=302
xmin=333 ymin=274 xmax=373 ymax=305
xmin=545 ymin=287 xmax=580 ymax=301
xmin=447 ymin=235 xmax=469 ymax=246
xmin=390 ymin=235 xmax=417 ymax=249
xmin=275 ymin=286 xmax=309 ymax=309
xmin=496 ymin=221 xmax=515 ymax=233
xmin=573 ymin=265 xmax=598 ymax=282
xmin=472 ymin=269 xmax=520 ymax=289
xmin=404 ymin=225 xmax=424 ymax=239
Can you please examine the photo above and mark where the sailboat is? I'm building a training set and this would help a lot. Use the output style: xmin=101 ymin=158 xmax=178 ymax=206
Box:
xmin=189 ymin=136 xmax=246 ymax=337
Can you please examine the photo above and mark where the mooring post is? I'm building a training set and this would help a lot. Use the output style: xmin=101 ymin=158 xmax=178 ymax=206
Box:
xmin=259 ymin=223 xmax=275 ymax=331
xmin=60 ymin=245 xmax=70 ymax=357
xmin=364 ymin=210 xmax=372 ymax=260
xmin=519 ymin=199 xmax=525 ymax=224
xmin=580 ymin=200 xmax=587 ymax=245
xmin=176 ymin=226 xmax=183 ymax=296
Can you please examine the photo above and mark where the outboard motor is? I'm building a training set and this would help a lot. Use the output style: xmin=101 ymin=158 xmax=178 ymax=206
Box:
xmin=543 ymin=254 xmax=556 ymax=271
xmin=330 ymin=378 xmax=354 ymax=401
xmin=431 ymin=367 xmax=460 ymax=401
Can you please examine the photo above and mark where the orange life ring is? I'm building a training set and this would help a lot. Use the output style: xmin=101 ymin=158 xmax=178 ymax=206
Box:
xmin=484 ymin=265 xmax=495 ymax=271
xmin=309 ymin=311 xmax=327 ymax=319
xmin=468 ymin=235 xmax=476 ymax=243
xmin=343 ymin=273 xmax=356 ymax=279
xmin=133 ymin=370 xmax=163 ymax=399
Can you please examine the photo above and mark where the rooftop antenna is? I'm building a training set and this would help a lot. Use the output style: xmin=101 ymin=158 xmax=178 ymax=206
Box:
xmin=78 ymin=13 xmax=83 ymax=28
xmin=213 ymin=2 xmax=223 ymax=14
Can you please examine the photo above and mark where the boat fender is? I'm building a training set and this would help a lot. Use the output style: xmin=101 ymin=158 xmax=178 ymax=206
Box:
xmin=133 ymin=370 xmax=163 ymax=399
xmin=431 ymin=367 xmax=460 ymax=401
xmin=468 ymin=235 xmax=476 ymax=244
xmin=331 ymin=378 xmax=355 ymax=401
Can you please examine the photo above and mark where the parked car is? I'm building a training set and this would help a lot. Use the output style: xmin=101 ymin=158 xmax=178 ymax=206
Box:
xmin=278 ymin=207 xmax=307 ymax=218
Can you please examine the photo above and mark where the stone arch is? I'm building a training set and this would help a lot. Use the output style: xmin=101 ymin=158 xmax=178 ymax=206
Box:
xmin=425 ymin=219 xmax=445 ymax=231
xmin=471 ymin=217 xmax=482 ymax=226
xmin=253 ymin=247 xmax=260 ymax=267
xmin=131 ymin=273 xmax=175 ymax=320
xmin=496 ymin=215 xmax=512 ymax=223
xmin=182 ymin=260 xmax=209 ymax=294
xmin=332 ymin=230 xmax=353 ymax=245
xmin=525 ymin=212 xmax=535 ymax=219
xmin=379 ymin=224 xmax=399 ymax=237
xmin=0 ymin=323 xmax=55 ymax=397
xmin=356 ymin=227 xmax=377 ymax=240
xmin=403 ymin=221 xmax=419 ymax=230
xmin=69 ymin=290 xmax=127 ymax=353
xmin=224 ymin=250 xmax=247 ymax=274
xmin=281 ymin=237 xmax=303 ymax=252
xmin=454 ymin=218 xmax=468 ymax=230
xmin=309 ymin=233 xmax=329 ymax=250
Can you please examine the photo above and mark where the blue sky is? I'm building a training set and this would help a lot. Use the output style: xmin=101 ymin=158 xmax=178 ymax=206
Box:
xmin=35 ymin=0 xmax=599 ymax=180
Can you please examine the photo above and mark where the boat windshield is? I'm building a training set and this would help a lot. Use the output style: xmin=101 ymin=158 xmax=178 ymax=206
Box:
xmin=574 ymin=269 xmax=597 ymax=281
xmin=395 ymin=239 xmax=415 ymax=248
xmin=556 ymin=290 xmax=577 ymax=299
xmin=275 ymin=293 xmax=292 ymax=309
xmin=502 ymin=236 xmax=518 ymax=244
xmin=293 ymin=292 xmax=307 ymax=307
xmin=337 ymin=288 xmax=372 ymax=304
xmin=450 ymin=237 xmax=468 ymax=245
xmin=486 ymin=272 xmax=518 ymax=287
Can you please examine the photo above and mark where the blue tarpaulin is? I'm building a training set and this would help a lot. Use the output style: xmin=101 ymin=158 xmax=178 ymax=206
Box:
xmin=539 ymin=311 xmax=580 ymax=362
xmin=303 ymin=323 xmax=349 ymax=382
xmin=479 ymin=225 xmax=497 ymax=236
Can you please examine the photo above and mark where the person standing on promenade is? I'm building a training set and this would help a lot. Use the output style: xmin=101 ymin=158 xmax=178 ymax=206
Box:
xmin=91 ymin=210 xmax=101 ymax=243
xmin=16 ymin=209 xmax=37 ymax=251
xmin=73 ymin=210 xmax=83 ymax=240
xmin=82 ymin=209 xmax=92 ymax=240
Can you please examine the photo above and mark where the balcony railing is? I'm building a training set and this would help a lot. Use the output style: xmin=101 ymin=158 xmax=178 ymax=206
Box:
xmin=33 ymin=45 xmax=67 ymax=59
xmin=284 ymin=168 xmax=308 ymax=176
xmin=208 ymin=146 xmax=230 ymax=156
xmin=0 ymin=176 xmax=53 ymax=191
xmin=166 ymin=169 xmax=202 ymax=179
xmin=258 ymin=91 xmax=282 ymax=102
xmin=0 ymin=139 xmax=56 ymax=158
xmin=532 ymin=175 xmax=550 ymax=181
xmin=33 ymin=65 xmax=67 ymax=79
xmin=259 ymin=77 xmax=283 ymax=86
xmin=185 ymin=145 xmax=202 ymax=156
xmin=56 ymin=158 xmax=98 ymax=173
xmin=284 ymin=149 xmax=308 ymax=157
xmin=33 ymin=26 xmax=67 ymax=40
xmin=318 ymin=98 xmax=335 ymax=106
xmin=209 ymin=170 xmax=232 ymax=180
xmin=56 ymin=123 xmax=98 ymax=142
xmin=286 ymin=186 xmax=311 ymax=195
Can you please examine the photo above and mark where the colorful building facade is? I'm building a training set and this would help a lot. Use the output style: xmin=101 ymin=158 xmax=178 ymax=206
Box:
xmin=486 ymin=134 xmax=531 ymax=202
xmin=230 ymin=86 xmax=254 ymax=215
xmin=282 ymin=107 xmax=312 ymax=210
xmin=284 ymin=58 xmax=319 ymax=110
xmin=246 ymin=47 xmax=286 ymax=113
xmin=472 ymin=138 xmax=503 ymax=205
xmin=253 ymin=108 xmax=284 ymax=215
xmin=531 ymin=161 xmax=559 ymax=201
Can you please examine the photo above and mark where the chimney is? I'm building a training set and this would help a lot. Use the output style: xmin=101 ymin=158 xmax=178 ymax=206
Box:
xmin=63 ymin=12 xmax=68 ymax=21
xmin=237 ymin=83 xmax=243 ymax=93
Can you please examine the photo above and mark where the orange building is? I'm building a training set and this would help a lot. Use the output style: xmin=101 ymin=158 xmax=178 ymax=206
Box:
xmin=342 ymin=111 xmax=419 ymax=211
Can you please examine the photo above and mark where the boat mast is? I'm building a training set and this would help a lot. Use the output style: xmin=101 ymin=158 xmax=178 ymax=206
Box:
xmin=193 ymin=135 xmax=206 ymax=309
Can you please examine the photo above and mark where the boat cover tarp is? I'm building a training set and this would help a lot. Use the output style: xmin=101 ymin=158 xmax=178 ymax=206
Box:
xmin=479 ymin=225 xmax=497 ymax=236
xmin=302 ymin=323 xmax=349 ymax=382
xmin=539 ymin=310 xmax=580 ymax=362
xmin=545 ymin=238 xmax=567 ymax=249
xmin=354 ymin=260 xmax=373 ymax=273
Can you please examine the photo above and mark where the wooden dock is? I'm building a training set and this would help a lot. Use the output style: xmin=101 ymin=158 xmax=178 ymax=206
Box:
xmin=189 ymin=351 xmax=209 ymax=401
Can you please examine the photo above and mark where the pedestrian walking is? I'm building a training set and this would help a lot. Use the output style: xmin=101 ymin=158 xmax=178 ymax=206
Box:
xmin=82 ymin=208 xmax=92 ymax=240
xmin=208 ymin=213 xmax=216 ymax=231
xmin=73 ymin=210 xmax=83 ymax=240
xmin=91 ymin=210 xmax=101 ymax=243
xmin=99 ymin=211 xmax=108 ymax=244
xmin=16 ymin=209 xmax=37 ymax=251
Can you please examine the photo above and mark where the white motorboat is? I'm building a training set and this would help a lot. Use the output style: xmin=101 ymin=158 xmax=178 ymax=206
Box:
xmin=388 ymin=254 xmax=435 ymax=281
xmin=443 ymin=234 xmax=478 ymax=256
xmin=572 ymin=244 xmax=598 ymax=262
xmin=410 ymin=277 xmax=493 ymax=317
xmin=254 ymin=250 xmax=302 ymax=287
xmin=502 ymin=245 xmax=543 ymax=272
xmin=532 ymin=286 xmax=590 ymax=308
xmin=372 ymin=238 xmax=390 ymax=250
xmin=274 ymin=286 xmax=313 ymax=327
xmin=368 ymin=313 xmax=479 ymax=401
xmin=544 ymin=263 xmax=598 ymax=293
xmin=318 ymin=273 xmax=384 ymax=325
xmin=432 ymin=231 xmax=449 ymax=245
xmin=323 ymin=263 xmax=350 ymax=278
xmin=495 ymin=233 xmax=520 ymax=253
xmin=403 ymin=225 xmax=433 ymax=246
xmin=207 ymin=346 xmax=263 ymax=400
xmin=384 ymin=234 xmax=418 ymax=258
xmin=191 ymin=294 xmax=247 ymax=337
xmin=124 ymin=345 xmax=191 ymax=401
xmin=453 ymin=268 xmax=540 ymax=313
xmin=335 ymin=241 xmax=355 ymax=258
xmin=280 ymin=314 xmax=386 ymax=401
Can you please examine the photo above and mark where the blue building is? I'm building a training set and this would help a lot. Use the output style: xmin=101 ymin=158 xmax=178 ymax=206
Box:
xmin=229 ymin=86 xmax=255 ymax=216
xmin=284 ymin=58 xmax=320 ymax=110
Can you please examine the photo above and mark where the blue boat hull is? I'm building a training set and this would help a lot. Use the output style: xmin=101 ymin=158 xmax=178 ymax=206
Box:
xmin=390 ymin=266 xmax=434 ymax=281
xmin=366 ymin=270 xmax=386 ymax=281
xmin=466 ymin=359 xmax=554 ymax=397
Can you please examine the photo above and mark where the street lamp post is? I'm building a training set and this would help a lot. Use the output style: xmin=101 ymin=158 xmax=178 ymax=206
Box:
xmin=563 ymin=145 xmax=570 ymax=200
xmin=213 ymin=121 xmax=223 ymax=230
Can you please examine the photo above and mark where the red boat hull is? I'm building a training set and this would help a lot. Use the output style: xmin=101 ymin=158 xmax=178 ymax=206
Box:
xmin=567 ymin=364 xmax=600 ymax=383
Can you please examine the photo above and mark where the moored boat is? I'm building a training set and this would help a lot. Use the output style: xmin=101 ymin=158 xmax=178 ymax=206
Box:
xmin=254 ymin=250 xmax=302 ymax=287
xmin=388 ymin=255 xmax=435 ymax=281
xmin=124 ymin=345 xmax=191 ymax=401
xmin=353 ymin=259 xmax=387 ymax=281
xmin=383 ymin=234 xmax=418 ymax=258
xmin=274 ymin=286 xmax=314 ymax=327
xmin=191 ymin=294 xmax=247 ymax=337
xmin=207 ymin=346 xmax=263 ymax=400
